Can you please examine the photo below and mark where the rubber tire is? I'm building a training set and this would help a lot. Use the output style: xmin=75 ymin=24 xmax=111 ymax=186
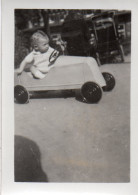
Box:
xmin=81 ymin=82 xmax=102 ymax=103
xmin=14 ymin=85 xmax=29 ymax=104
xmin=102 ymin=72 xmax=115 ymax=91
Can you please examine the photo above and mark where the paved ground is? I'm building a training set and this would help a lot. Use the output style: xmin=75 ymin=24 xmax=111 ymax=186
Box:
xmin=14 ymin=55 xmax=130 ymax=183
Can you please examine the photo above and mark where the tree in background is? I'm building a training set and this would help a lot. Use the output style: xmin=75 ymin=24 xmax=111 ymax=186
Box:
xmin=15 ymin=9 xmax=48 ymax=68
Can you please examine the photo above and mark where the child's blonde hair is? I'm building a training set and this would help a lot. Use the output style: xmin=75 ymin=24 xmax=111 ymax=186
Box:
xmin=30 ymin=30 xmax=49 ymax=47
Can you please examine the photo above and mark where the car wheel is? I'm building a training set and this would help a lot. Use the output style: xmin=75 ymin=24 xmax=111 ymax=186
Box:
xmin=81 ymin=82 xmax=102 ymax=103
xmin=14 ymin=85 xmax=29 ymax=104
xmin=102 ymin=72 xmax=115 ymax=91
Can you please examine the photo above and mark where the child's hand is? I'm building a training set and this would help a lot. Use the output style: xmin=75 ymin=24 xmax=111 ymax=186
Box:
xmin=15 ymin=68 xmax=22 ymax=75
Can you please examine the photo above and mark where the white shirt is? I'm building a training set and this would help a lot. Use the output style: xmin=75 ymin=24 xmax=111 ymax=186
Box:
xmin=25 ymin=47 xmax=54 ymax=71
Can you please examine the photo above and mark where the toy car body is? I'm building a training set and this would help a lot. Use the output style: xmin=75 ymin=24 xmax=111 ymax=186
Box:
xmin=14 ymin=56 xmax=115 ymax=104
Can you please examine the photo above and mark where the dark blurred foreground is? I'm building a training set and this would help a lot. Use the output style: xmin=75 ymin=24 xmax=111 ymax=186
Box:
xmin=14 ymin=135 xmax=48 ymax=182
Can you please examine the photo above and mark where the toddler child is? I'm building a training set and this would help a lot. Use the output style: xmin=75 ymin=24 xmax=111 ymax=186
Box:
xmin=15 ymin=30 xmax=58 ymax=79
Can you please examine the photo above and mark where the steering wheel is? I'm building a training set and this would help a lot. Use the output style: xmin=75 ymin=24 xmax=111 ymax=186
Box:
xmin=49 ymin=49 xmax=60 ymax=64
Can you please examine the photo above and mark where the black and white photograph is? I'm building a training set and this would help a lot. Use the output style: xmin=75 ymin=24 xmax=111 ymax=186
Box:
xmin=14 ymin=8 xmax=131 ymax=182
xmin=2 ymin=0 xmax=138 ymax=194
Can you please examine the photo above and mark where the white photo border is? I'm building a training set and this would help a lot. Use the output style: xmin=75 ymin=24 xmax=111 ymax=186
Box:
xmin=2 ymin=0 xmax=138 ymax=194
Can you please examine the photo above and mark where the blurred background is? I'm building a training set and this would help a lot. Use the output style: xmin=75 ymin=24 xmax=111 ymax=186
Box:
xmin=14 ymin=9 xmax=131 ymax=67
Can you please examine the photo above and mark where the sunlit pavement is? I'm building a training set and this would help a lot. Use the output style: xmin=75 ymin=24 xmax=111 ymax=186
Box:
xmin=15 ymin=54 xmax=130 ymax=182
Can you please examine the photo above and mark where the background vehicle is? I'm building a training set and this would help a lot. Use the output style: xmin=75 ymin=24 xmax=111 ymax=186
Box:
xmin=87 ymin=12 xmax=125 ymax=65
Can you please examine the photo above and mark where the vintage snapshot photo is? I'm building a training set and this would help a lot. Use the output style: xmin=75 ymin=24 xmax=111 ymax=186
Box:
xmin=14 ymin=8 xmax=131 ymax=183
xmin=2 ymin=0 xmax=138 ymax=194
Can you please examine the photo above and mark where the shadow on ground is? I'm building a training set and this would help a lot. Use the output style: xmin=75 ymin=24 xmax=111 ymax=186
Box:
xmin=31 ymin=90 xmax=75 ymax=99
xmin=14 ymin=135 xmax=48 ymax=182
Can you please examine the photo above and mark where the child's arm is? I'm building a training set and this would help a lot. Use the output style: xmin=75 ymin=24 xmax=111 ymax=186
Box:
xmin=15 ymin=53 xmax=34 ymax=74
xmin=15 ymin=60 xmax=28 ymax=74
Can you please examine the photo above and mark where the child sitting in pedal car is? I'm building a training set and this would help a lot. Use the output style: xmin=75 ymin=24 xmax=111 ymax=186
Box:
xmin=15 ymin=30 xmax=105 ymax=87
xmin=15 ymin=30 xmax=59 ymax=79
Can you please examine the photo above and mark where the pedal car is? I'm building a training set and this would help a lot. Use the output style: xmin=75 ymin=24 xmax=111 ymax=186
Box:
xmin=14 ymin=51 xmax=115 ymax=104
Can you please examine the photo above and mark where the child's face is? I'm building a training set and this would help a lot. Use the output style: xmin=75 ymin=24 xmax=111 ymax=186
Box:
xmin=36 ymin=37 xmax=49 ymax=53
